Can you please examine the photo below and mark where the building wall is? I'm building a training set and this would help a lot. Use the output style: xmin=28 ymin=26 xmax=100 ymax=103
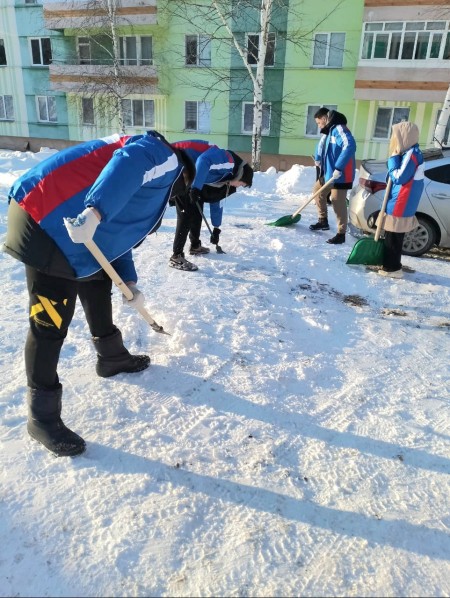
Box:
xmin=0 ymin=1 xmax=448 ymax=167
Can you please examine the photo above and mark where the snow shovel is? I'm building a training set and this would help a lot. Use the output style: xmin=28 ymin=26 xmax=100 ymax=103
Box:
xmin=346 ymin=178 xmax=392 ymax=266
xmin=84 ymin=240 xmax=170 ymax=335
xmin=195 ymin=200 xmax=226 ymax=254
xmin=266 ymin=177 xmax=334 ymax=227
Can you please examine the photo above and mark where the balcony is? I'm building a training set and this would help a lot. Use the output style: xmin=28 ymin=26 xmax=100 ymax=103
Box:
xmin=49 ymin=61 xmax=158 ymax=94
xmin=43 ymin=0 xmax=157 ymax=30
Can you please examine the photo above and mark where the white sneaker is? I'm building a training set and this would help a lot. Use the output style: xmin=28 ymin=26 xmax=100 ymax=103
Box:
xmin=377 ymin=268 xmax=403 ymax=279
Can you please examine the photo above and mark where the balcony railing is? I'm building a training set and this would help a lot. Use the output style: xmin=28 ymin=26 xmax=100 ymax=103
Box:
xmin=49 ymin=62 xmax=158 ymax=94
xmin=43 ymin=0 xmax=157 ymax=30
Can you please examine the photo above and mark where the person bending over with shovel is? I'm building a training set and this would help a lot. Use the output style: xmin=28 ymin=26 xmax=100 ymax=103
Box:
xmin=309 ymin=110 xmax=356 ymax=244
xmin=169 ymin=140 xmax=254 ymax=271
xmin=3 ymin=131 xmax=194 ymax=457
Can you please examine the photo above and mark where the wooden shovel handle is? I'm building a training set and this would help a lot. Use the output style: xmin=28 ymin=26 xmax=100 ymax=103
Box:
xmin=374 ymin=178 xmax=393 ymax=242
xmin=84 ymin=240 xmax=168 ymax=334
xmin=291 ymin=177 xmax=335 ymax=219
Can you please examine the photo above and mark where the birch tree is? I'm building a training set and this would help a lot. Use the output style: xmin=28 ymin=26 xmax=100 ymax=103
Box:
xmin=434 ymin=83 xmax=450 ymax=148
xmin=162 ymin=0 xmax=344 ymax=170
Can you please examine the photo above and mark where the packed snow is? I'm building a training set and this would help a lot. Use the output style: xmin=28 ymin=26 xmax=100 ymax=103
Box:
xmin=0 ymin=148 xmax=449 ymax=597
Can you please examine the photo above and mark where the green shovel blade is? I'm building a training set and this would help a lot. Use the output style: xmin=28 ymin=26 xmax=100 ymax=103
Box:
xmin=266 ymin=214 xmax=301 ymax=227
xmin=347 ymin=238 xmax=384 ymax=265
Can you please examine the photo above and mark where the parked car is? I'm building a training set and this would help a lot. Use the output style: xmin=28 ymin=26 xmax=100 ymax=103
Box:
xmin=348 ymin=147 xmax=450 ymax=256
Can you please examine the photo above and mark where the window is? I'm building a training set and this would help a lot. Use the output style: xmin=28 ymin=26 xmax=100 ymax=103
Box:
xmin=242 ymin=102 xmax=271 ymax=135
xmin=119 ymin=36 xmax=153 ymax=66
xmin=425 ymin=165 xmax=450 ymax=185
xmin=185 ymin=101 xmax=211 ymax=132
xmin=373 ymin=107 xmax=410 ymax=139
xmin=0 ymin=95 xmax=14 ymax=120
xmin=37 ymin=96 xmax=57 ymax=122
xmin=247 ymin=32 xmax=276 ymax=66
xmin=0 ymin=39 xmax=6 ymax=66
xmin=78 ymin=38 xmax=92 ymax=65
xmin=313 ymin=33 xmax=345 ymax=67
xmin=361 ymin=21 xmax=450 ymax=61
xmin=305 ymin=104 xmax=337 ymax=136
xmin=82 ymin=98 xmax=94 ymax=125
xmin=122 ymin=99 xmax=154 ymax=128
xmin=30 ymin=38 xmax=52 ymax=65
xmin=185 ymin=35 xmax=211 ymax=66
xmin=25 ymin=0 xmax=38 ymax=4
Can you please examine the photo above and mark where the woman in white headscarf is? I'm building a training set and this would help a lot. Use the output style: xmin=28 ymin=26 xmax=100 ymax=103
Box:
xmin=378 ymin=121 xmax=424 ymax=278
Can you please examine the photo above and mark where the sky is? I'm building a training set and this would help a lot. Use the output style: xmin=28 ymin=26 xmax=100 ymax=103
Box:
xmin=0 ymin=147 xmax=449 ymax=598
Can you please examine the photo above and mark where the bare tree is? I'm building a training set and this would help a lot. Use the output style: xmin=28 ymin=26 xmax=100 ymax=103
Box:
xmin=48 ymin=0 xmax=157 ymax=133
xmin=160 ymin=0 xmax=345 ymax=170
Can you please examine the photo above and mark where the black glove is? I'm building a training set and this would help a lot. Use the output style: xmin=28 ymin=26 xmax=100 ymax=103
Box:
xmin=210 ymin=227 xmax=221 ymax=245
xmin=189 ymin=187 xmax=202 ymax=205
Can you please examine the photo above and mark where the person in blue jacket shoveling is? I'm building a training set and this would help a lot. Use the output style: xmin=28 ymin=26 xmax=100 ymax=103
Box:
xmin=3 ymin=131 xmax=194 ymax=457
xmin=168 ymin=140 xmax=254 ymax=271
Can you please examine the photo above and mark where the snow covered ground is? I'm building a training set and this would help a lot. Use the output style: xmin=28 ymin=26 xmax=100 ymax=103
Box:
xmin=0 ymin=148 xmax=449 ymax=598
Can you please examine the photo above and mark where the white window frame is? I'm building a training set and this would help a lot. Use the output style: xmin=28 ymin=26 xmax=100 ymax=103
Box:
xmin=312 ymin=32 xmax=345 ymax=68
xmin=81 ymin=98 xmax=95 ymax=125
xmin=30 ymin=37 xmax=52 ymax=66
xmin=305 ymin=104 xmax=337 ymax=136
xmin=361 ymin=20 xmax=450 ymax=61
xmin=121 ymin=98 xmax=155 ymax=128
xmin=246 ymin=32 xmax=276 ymax=66
xmin=36 ymin=95 xmax=57 ymax=123
xmin=0 ymin=95 xmax=14 ymax=120
xmin=185 ymin=35 xmax=211 ymax=67
xmin=373 ymin=107 xmax=410 ymax=140
xmin=119 ymin=36 xmax=153 ymax=66
xmin=242 ymin=102 xmax=271 ymax=135
xmin=184 ymin=101 xmax=211 ymax=132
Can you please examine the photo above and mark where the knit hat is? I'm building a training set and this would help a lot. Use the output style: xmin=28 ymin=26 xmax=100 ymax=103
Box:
xmin=240 ymin=163 xmax=254 ymax=187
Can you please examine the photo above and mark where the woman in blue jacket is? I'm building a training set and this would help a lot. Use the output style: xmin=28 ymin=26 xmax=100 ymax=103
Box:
xmin=3 ymin=131 xmax=192 ymax=457
xmin=377 ymin=121 xmax=424 ymax=278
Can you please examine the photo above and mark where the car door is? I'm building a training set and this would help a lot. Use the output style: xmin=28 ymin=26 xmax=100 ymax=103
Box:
xmin=423 ymin=162 xmax=450 ymax=238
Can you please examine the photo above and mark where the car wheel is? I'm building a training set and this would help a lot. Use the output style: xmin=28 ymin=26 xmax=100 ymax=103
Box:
xmin=402 ymin=217 xmax=437 ymax=257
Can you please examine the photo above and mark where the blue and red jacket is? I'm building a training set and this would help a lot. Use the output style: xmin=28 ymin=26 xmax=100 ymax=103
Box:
xmin=7 ymin=132 xmax=183 ymax=280
xmin=320 ymin=111 xmax=356 ymax=189
xmin=172 ymin=140 xmax=239 ymax=227
xmin=386 ymin=144 xmax=424 ymax=217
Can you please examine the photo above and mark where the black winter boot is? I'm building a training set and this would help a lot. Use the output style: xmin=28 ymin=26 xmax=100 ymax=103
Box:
xmin=327 ymin=233 xmax=346 ymax=244
xmin=93 ymin=328 xmax=150 ymax=378
xmin=27 ymin=386 xmax=86 ymax=457
xmin=309 ymin=218 xmax=330 ymax=231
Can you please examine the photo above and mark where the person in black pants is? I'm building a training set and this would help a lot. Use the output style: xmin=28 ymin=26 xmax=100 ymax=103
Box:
xmin=3 ymin=131 xmax=193 ymax=457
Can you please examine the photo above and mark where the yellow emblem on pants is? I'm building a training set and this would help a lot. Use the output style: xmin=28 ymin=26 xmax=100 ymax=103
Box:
xmin=30 ymin=295 xmax=67 ymax=329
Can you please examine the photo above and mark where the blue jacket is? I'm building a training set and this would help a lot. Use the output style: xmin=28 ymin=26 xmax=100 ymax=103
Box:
xmin=320 ymin=111 xmax=356 ymax=189
xmin=172 ymin=140 xmax=240 ymax=227
xmin=386 ymin=144 xmax=424 ymax=218
xmin=7 ymin=132 xmax=183 ymax=281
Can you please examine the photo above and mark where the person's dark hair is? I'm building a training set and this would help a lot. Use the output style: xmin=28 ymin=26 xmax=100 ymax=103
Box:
xmin=314 ymin=107 xmax=329 ymax=119
xmin=240 ymin=163 xmax=254 ymax=188
xmin=171 ymin=146 xmax=196 ymax=186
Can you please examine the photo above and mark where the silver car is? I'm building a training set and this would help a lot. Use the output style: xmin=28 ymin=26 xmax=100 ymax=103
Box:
xmin=348 ymin=147 xmax=450 ymax=256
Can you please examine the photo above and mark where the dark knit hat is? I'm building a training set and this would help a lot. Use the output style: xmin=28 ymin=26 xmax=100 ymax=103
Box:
xmin=240 ymin=163 xmax=254 ymax=187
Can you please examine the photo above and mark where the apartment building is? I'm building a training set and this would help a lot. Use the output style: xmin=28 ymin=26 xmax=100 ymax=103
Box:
xmin=0 ymin=0 xmax=69 ymax=150
xmin=0 ymin=0 xmax=448 ymax=166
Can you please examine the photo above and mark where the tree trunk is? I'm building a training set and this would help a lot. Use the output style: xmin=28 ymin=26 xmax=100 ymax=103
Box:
xmin=251 ymin=0 xmax=273 ymax=171
xmin=434 ymin=83 xmax=450 ymax=148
